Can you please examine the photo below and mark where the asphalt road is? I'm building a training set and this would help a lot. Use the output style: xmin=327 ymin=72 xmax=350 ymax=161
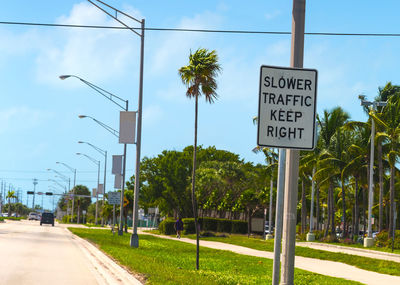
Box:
xmin=0 ymin=219 xmax=141 ymax=285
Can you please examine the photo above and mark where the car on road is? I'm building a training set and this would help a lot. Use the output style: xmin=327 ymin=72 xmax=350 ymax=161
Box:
xmin=1 ymin=213 xmax=8 ymax=217
xmin=28 ymin=212 xmax=40 ymax=221
xmin=40 ymin=212 xmax=54 ymax=226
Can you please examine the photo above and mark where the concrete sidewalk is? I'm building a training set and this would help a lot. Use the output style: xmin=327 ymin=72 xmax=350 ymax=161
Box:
xmin=140 ymin=231 xmax=400 ymax=285
xmin=296 ymin=241 xmax=400 ymax=263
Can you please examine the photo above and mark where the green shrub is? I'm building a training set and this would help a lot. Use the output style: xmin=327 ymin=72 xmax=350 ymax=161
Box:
xmin=5 ymin=216 xmax=23 ymax=221
xmin=201 ymin=217 xmax=218 ymax=232
xmin=376 ymin=230 xmax=400 ymax=249
xmin=158 ymin=218 xmax=176 ymax=235
xmin=183 ymin=218 xmax=196 ymax=235
xmin=0 ymin=217 xmax=4 ymax=222
xmin=231 ymin=220 xmax=247 ymax=234
xmin=217 ymin=219 xmax=232 ymax=233
xmin=320 ymin=234 xmax=339 ymax=243
xmin=200 ymin=231 xmax=216 ymax=237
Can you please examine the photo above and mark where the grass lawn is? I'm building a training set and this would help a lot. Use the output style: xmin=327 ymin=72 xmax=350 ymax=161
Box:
xmin=69 ymin=228 xmax=361 ymax=285
xmin=311 ymin=240 xmax=400 ymax=255
xmin=147 ymin=231 xmax=400 ymax=277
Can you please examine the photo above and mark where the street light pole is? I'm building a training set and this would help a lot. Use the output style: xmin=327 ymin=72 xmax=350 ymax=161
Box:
xmin=78 ymin=141 xmax=107 ymax=226
xmin=56 ymin=162 xmax=77 ymax=222
xmin=358 ymin=96 xmax=387 ymax=247
xmin=77 ymin=153 xmax=101 ymax=225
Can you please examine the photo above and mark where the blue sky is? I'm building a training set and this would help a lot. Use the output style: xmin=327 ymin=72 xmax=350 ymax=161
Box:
xmin=1 ymin=0 xmax=400 ymax=210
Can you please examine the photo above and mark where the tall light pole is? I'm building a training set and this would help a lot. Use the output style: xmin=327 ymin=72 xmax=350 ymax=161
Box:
xmin=358 ymin=95 xmax=386 ymax=247
xmin=77 ymin=114 xmax=126 ymax=233
xmin=87 ymin=0 xmax=145 ymax=248
xmin=78 ymin=141 xmax=107 ymax=226
xmin=77 ymin=152 xmax=100 ymax=225
xmin=59 ymin=73 xmax=129 ymax=230
xmin=56 ymin=162 xmax=76 ymax=222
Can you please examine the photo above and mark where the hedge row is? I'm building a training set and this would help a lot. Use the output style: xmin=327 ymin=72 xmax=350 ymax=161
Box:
xmin=158 ymin=217 xmax=247 ymax=235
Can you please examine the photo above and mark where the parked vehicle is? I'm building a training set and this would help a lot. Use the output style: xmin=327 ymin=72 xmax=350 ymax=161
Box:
xmin=40 ymin=212 xmax=54 ymax=226
xmin=1 ymin=213 xmax=8 ymax=217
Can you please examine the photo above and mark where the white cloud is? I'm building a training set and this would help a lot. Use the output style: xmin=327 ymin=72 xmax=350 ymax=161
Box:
xmin=149 ymin=11 xmax=222 ymax=74
xmin=34 ymin=2 xmax=140 ymax=85
xmin=0 ymin=106 xmax=52 ymax=134
xmin=265 ymin=10 xmax=282 ymax=20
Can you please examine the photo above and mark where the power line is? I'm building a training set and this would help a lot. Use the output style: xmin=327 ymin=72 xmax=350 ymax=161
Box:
xmin=1 ymin=20 xmax=400 ymax=37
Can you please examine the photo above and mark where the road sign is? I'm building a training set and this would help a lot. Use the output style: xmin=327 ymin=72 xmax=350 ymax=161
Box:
xmin=123 ymin=196 xmax=129 ymax=207
xmin=107 ymin=191 xmax=120 ymax=205
xmin=257 ymin=65 xmax=318 ymax=150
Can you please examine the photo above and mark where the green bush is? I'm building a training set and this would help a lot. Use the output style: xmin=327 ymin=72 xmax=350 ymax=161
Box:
xmin=231 ymin=220 xmax=247 ymax=234
xmin=183 ymin=218 xmax=196 ymax=235
xmin=0 ymin=217 xmax=4 ymax=222
xmin=201 ymin=217 xmax=218 ymax=232
xmin=5 ymin=216 xmax=23 ymax=221
xmin=376 ymin=230 xmax=400 ymax=249
xmin=158 ymin=218 xmax=176 ymax=235
xmin=217 ymin=219 xmax=232 ymax=233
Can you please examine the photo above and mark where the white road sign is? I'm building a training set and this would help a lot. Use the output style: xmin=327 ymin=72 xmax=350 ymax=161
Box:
xmin=108 ymin=191 xmax=121 ymax=205
xmin=257 ymin=65 xmax=318 ymax=150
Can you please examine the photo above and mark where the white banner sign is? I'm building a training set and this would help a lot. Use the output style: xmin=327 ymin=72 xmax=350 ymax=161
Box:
xmin=112 ymin=155 xmax=123 ymax=175
xmin=119 ymin=111 xmax=136 ymax=144
xmin=97 ymin=184 xmax=104 ymax=195
xmin=257 ymin=65 xmax=318 ymax=150
xmin=114 ymin=174 xmax=123 ymax=189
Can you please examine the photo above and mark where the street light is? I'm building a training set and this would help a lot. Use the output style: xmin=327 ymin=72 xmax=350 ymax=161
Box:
xmin=359 ymin=95 xmax=387 ymax=247
xmin=77 ymin=114 xmax=126 ymax=234
xmin=56 ymin=162 xmax=77 ymax=222
xmin=77 ymin=152 xmax=101 ymax=225
xmin=78 ymin=141 xmax=107 ymax=226
xmin=87 ymin=0 xmax=145 ymax=248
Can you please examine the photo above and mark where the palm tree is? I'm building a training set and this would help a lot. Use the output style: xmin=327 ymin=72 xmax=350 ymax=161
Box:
xmin=6 ymin=190 xmax=17 ymax=217
xmin=373 ymin=94 xmax=400 ymax=236
xmin=316 ymin=107 xmax=349 ymax=237
xmin=374 ymin=82 xmax=400 ymax=231
xmin=179 ymin=48 xmax=221 ymax=270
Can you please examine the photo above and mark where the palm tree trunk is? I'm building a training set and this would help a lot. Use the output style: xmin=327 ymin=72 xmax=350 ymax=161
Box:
xmin=378 ymin=142 xmax=384 ymax=232
xmin=301 ymin=179 xmax=307 ymax=234
xmin=342 ymin=182 xmax=346 ymax=237
xmin=191 ymin=94 xmax=200 ymax=270
xmin=354 ymin=178 xmax=359 ymax=237
xmin=316 ymin=185 xmax=320 ymax=231
xmin=325 ymin=184 xmax=332 ymax=237
xmin=363 ymin=186 xmax=367 ymax=235
xmin=389 ymin=166 xmax=395 ymax=237
xmin=330 ymin=183 xmax=336 ymax=237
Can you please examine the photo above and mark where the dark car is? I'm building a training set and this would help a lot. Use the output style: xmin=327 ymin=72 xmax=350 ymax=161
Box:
xmin=40 ymin=212 xmax=54 ymax=226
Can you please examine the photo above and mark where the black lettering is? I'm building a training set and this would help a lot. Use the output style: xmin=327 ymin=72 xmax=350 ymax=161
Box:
xmin=305 ymin=96 xmax=312 ymax=107
xmin=271 ymin=77 xmax=277 ymax=88
xmin=298 ymin=128 xmax=304 ymax=139
xmin=270 ymin=110 xmax=277 ymax=121
xmin=287 ymin=77 xmax=296 ymax=89
xmin=264 ymin=76 xmax=271 ymax=87
xmin=296 ymin=79 xmax=304 ymax=90
xmin=269 ymin=93 xmax=276 ymax=104
xmin=286 ymin=110 xmax=293 ymax=122
xmin=276 ymin=94 xmax=284 ymax=105
xmin=288 ymin=128 xmax=296 ymax=139
xmin=278 ymin=77 xmax=286 ymax=88
xmin=295 ymin=112 xmax=302 ymax=122
xmin=278 ymin=110 xmax=285 ymax=121
xmin=305 ymin=79 xmax=312 ymax=90
xmin=285 ymin=94 xmax=293 ymax=105
xmin=293 ymin=95 xmax=301 ymax=106
xmin=267 ymin=126 xmax=274 ymax=137
xmin=263 ymin=92 xmax=268 ymax=104
xmin=279 ymin=127 xmax=286 ymax=138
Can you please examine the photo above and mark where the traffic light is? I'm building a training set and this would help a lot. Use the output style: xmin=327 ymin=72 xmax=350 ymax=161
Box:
xmin=45 ymin=192 xmax=53 ymax=196
xmin=27 ymin=191 xmax=34 ymax=195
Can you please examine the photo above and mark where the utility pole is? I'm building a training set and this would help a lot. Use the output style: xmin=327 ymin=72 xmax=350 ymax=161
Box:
xmin=32 ymin=179 xmax=38 ymax=209
xmin=280 ymin=1 xmax=306 ymax=285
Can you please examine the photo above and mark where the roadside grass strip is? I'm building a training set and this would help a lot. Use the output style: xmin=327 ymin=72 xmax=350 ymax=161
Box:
xmin=179 ymin=233 xmax=400 ymax=276
xmin=68 ymin=228 xmax=360 ymax=285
